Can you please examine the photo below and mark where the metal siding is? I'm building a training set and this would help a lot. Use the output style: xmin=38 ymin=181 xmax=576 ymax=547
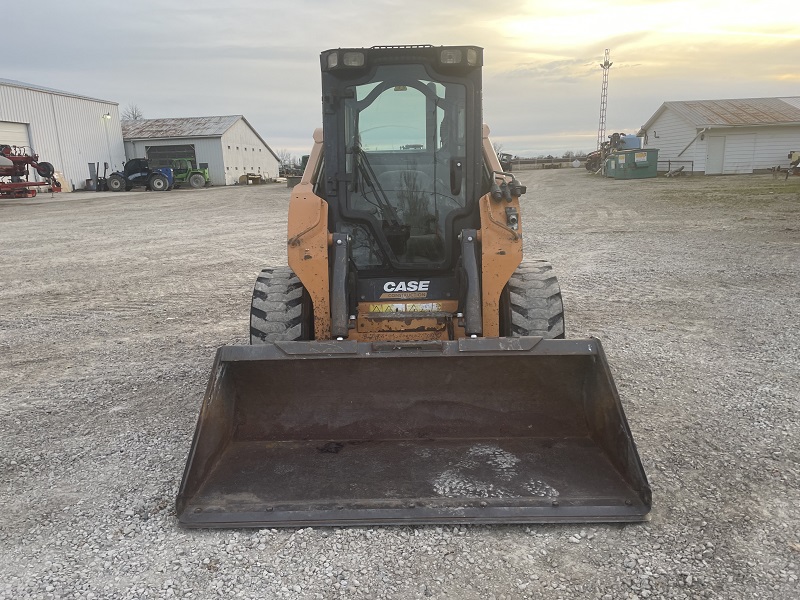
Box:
xmin=642 ymin=107 xmax=699 ymax=167
xmin=0 ymin=82 xmax=124 ymax=191
xmin=220 ymin=118 xmax=280 ymax=185
xmin=721 ymin=134 xmax=756 ymax=174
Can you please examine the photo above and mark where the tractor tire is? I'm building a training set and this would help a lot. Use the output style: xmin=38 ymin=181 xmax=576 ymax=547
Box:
xmin=501 ymin=259 xmax=565 ymax=339
xmin=36 ymin=162 xmax=55 ymax=178
xmin=188 ymin=173 xmax=206 ymax=189
xmin=107 ymin=174 xmax=125 ymax=192
xmin=250 ymin=267 xmax=313 ymax=344
xmin=149 ymin=174 xmax=169 ymax=191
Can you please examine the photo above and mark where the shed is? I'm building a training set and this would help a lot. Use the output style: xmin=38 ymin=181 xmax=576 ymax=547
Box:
xmin=0 ymin=78 xmax=126 ymax=191
xmin=638 ymin=97 xmax=800 ymax=174
xmin=122 ymin=116 xmax=280 ymax=186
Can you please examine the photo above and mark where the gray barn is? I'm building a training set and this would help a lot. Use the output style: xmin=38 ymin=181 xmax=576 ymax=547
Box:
xmin=122 ymin=116 xmax=280 ymax=186
xmin=639 ymin=97 xmax=800 ymax=174
xmin=0 ymin=78 xmax=126 ymax=191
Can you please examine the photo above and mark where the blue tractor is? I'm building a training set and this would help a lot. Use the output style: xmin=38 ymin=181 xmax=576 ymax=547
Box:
xmin=107 ymin=158 xmax=173 ymax=192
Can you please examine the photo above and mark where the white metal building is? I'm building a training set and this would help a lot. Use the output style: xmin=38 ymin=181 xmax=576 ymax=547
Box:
xmin=0 ymin=78 xmax=126 ymax=191
xmin=639 ymin=97 xmax=800 ymax=174
xmin=122 ymin=116 xmax=280 ymax=186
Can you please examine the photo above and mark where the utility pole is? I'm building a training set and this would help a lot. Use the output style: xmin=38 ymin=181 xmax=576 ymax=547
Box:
xmin=597 ymin=49 xmax=612 ymax=151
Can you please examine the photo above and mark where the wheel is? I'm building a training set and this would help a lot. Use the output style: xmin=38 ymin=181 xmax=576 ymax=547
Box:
xmin=500 ymin=259 xmax=565 ymax=338
xmin=107 ymin=174 xmax=125 ymax=192
xmin=188 ymin=173 xmax=206 ymax=189
xmin=36 ymin=162 xmax=55 ymax=178
xmin=149 ymin=174 xmax=169 ymax=191
xmin=250 ymin=267 xmax=313 ymax=344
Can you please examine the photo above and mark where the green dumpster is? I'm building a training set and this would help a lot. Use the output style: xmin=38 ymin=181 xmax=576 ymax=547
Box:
xmin=606 ymin=149 xmax=659 ymax=180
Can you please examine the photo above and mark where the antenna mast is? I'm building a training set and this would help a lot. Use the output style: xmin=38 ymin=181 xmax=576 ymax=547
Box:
xmin=597 ymin=49 xmax=612 ymax=150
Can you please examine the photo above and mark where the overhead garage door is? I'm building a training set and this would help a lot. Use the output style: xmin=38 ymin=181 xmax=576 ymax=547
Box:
xmin=0 ymin=121 xmax=30 ymax=149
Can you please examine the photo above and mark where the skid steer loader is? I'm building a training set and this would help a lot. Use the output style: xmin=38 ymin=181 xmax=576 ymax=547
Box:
xmin=177 ymin=45 xmax=651 ymax=527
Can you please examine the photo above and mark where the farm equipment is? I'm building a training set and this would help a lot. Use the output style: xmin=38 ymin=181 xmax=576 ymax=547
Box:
xmin=498 ymin=152 xmax=514 ymax=171
xmin=586 ymin=132 xmax=641 ymax=173
xmin=169 ymin=158 xmax=210 ymax=188
xmin=0 ymin=145 xmax=61 ymax=199
xmin=106 ymin=158 xmax=173 ymax=192
xmin=786 ymin=151 xmax=800 ymax=179
xmin=177 ymin=45 xmax=651 ymax=528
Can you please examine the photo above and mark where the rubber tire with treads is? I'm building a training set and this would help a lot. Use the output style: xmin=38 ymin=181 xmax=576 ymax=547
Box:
xmin=107 ymin=174 xmax=125 ymax=192
xmin=149 ymin=174 xmax=169 ymax=191
xmin=188 ymin=173 xmax=206 ymax=189
xmin=250 ymin=267 xmax=312 ymax=344
xmin=502 ymin=259 xmax=565 ymax=338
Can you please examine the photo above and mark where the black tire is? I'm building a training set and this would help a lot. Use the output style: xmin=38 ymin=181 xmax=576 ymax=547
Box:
xmin=149 ymin=174 xmax=169 ymax=191
xmin=501 ymin=259 xmax=565 ymax=338
xmin=250 ymin=267 xmax=313 ymax=344
xmin=36 ymin=161 xmax=55 ymax=178
xmin=188 ymin=173 xmax=206 ymax=189
xmin=107 ymin=174 xmax=125 ymax=192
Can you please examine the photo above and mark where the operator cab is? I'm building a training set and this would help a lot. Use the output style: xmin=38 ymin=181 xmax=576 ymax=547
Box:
xmin=319 ymin=46 xmax=484 ymax=273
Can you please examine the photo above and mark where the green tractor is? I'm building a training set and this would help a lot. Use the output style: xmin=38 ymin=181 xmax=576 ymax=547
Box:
xmin=169 ymin=158 xmax=210 ymax=188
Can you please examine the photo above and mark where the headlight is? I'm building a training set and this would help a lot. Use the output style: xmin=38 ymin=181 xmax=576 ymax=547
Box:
xmin=343 ymin=52 xmax=365 ymax=67
xmin=440 ymin=49 xmax=463 ymax=64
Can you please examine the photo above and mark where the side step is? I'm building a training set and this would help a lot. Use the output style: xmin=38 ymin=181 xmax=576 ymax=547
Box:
xmin=176 ymin=338 xmax=651 ymax=527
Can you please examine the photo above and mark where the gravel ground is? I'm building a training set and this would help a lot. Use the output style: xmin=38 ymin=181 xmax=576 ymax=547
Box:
xmin=1 ymin=170 xmax=798 ymax=599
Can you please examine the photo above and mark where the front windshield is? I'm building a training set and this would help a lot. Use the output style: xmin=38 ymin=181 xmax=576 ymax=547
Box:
xmin=342 ymin=64 xmax=467 ymax=267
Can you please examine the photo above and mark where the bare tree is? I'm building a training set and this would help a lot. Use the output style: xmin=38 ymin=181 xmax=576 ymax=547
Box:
xmin=492 ymin=141 xmax=504 ymax=155
xmin=122 ymin=104 xmax=144 ymax=121
xmin=276 ymin=148 xmax=294 ymax=166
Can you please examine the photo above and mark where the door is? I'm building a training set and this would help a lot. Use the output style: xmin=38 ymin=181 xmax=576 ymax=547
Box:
xmin=706 ymin=136 xmax=725 ymax=175
xmin=0 ymin=121 xmax=31 ymax=149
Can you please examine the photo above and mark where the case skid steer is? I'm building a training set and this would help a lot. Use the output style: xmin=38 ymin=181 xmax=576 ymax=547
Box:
xmin=177 ymin=45 xmax=651 ymax=527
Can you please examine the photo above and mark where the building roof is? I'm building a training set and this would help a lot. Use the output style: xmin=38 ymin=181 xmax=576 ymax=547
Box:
xmin=121 ymin=115 xmax=242 ymax=139
xmin=640 ymin=97 xmax=800 ymax=132
xmin=122 ymin=116 xmax=279 ymax=161
xmin=0 ymin=78 xmax=117 ymax=104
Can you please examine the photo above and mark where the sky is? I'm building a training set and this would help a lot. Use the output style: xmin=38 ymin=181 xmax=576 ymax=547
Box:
xmin=5 ymin=0 xmax=798 ymax=158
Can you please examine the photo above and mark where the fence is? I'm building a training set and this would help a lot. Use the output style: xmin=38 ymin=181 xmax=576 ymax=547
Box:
xmin=657 ymin=160 xmax=694 ymax=174
xmin=510 ymin=158 xmax=586 ymax=171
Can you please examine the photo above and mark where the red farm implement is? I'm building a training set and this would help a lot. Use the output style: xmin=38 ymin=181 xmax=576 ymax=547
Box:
xmin=0 ymin=145 xmax=61 ymax=199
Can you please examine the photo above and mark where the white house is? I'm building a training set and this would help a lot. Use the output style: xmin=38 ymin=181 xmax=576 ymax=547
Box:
xmin=638 ymin=97 xmax=800 ymax=174
xmin=1 ymin=78 xmax=126 ymax=191
xmin=122 ymin=116 xmax=280 ymax=186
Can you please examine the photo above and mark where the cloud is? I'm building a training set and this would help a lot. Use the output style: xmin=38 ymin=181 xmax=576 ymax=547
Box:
xmin=4 ymin=0 xmax=799 ymax=157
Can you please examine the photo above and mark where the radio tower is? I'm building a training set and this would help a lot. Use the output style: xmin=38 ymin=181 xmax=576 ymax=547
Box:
xmin=596 ymin=49 xmax=612 ymax=150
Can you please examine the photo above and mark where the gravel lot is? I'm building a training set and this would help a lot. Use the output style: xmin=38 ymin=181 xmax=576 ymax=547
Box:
xmin=1 ymin=169 xmax=798 ymax=599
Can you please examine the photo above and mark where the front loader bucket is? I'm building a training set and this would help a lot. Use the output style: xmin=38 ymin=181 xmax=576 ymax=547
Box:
xmin=177 ymin=338 xmax=651 ymax=527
